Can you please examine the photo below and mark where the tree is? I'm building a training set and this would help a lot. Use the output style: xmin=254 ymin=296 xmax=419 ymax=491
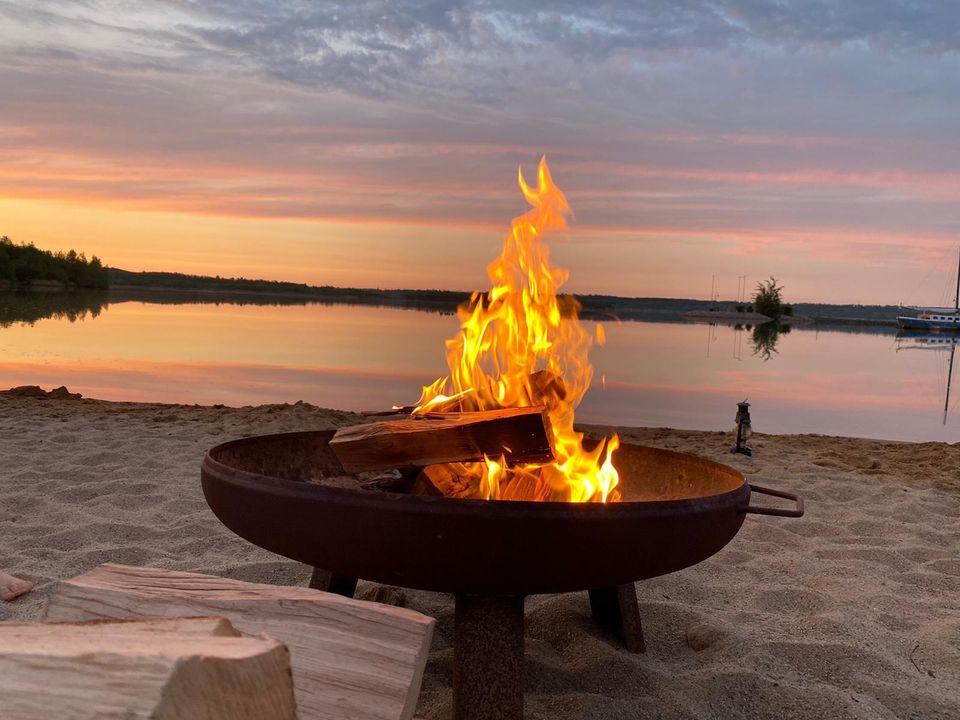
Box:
xmin=0 ymin=244 xmax=13 ymax=287
xmin=0 ymin=236 xmax=110 ymax=290
xmin=752 ymin=277 xmax=788 ymax=319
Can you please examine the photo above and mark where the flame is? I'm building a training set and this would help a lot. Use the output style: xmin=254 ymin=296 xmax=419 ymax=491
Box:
xmin=415 ymin=157 xmax=620 ymax=502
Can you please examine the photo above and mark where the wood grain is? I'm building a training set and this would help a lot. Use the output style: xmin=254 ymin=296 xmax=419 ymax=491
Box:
xmin=45 ymin=564 xmax=435 ymax=720
xmin=330 ymin=406 xmax=553 ymax=472
xmin=0 ymin=616 xmax=296 ymax=720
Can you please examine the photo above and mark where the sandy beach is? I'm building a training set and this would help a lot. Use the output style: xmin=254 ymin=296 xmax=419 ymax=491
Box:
xmin=1 ymin=392 xmax=958 ymax=719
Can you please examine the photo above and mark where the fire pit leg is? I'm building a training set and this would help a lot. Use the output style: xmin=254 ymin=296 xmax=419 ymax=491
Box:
xmin=588 ymin=584 xmax=646 ymax=653
xmin=308 ymin=567 xmax=358 ymax=598
xmin=454 ymin=594 xmax=525 ymax=720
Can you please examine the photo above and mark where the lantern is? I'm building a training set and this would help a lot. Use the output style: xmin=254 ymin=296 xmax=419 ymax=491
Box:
xmin=731 ymin=400 xmax=753 ymax=456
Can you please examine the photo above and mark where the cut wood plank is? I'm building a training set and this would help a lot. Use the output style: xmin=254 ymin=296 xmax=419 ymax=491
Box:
xmin=330 ymin=405 xmax=554 ymax=473
xmin=0 ymin=616 xmax=296 ymax=720
xmin=45 ymin=564 xmax=436 ymax=720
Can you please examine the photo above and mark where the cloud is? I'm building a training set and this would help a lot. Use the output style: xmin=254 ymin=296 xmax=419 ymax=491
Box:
xmin=718 ymin=0 xmax=960 ymax=54
xmin=1 ymin=1 xmax=959 ymax=302
xmin=4 ymin=2 xmax=958 ymax=102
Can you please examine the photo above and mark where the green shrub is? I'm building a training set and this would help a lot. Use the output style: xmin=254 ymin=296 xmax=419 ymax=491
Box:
xmin=753 ymin=277 xmax=787 ymax=319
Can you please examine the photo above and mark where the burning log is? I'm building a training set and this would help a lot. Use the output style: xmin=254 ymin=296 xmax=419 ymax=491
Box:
xmin=363 ymin=372 xmax=561 ymax=417
xmin=329 ymin=406 xmax=554 ymax=473
xmin=360 ymin=393 xmax=470 ymax=416
xmin=360 ymin=388 xmax=480 ymax=417
xmin=412 ymin=464 xmax=478 ymax=499
xmin=528 ymin=369 xmax=567 ymax=405
xmin=412 ymin=462 xmax=555 ymax=501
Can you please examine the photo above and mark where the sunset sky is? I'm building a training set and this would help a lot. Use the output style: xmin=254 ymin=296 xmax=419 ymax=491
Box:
xmin=2 ymin=1 xmax=959 ymax=304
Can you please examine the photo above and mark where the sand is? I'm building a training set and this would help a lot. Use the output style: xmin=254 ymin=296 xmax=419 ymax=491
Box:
xmin=1 ymin=393 xmax=958 ymax=719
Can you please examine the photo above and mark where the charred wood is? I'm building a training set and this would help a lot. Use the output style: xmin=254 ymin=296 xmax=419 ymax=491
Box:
xmin=330 ymin=406 xmax=554 ymax=473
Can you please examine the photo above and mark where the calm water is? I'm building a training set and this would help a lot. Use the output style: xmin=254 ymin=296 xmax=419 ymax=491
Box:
xmin=1 ymin=298 xmax=957 ymax=443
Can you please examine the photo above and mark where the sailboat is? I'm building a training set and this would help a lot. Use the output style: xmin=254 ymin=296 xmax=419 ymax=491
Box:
xmin=897 ymin=249 xmax=960 ymax=331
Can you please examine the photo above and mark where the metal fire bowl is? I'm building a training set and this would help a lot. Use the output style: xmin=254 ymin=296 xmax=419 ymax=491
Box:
xmin=201 ymin=430 xmax=798 ymax=596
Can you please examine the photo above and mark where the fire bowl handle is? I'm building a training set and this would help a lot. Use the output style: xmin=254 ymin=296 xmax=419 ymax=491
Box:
xmin=744 ymin=484 xmax=804 ymax=518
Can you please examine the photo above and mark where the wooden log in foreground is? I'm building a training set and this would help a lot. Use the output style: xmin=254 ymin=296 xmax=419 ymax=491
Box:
xmin=330 ymin=406 xmax=554 ymax=473
xmin=0 ymin=616 xmax=296 ymax=720
xmin=45 ymin=564 xmax=435 ymax=720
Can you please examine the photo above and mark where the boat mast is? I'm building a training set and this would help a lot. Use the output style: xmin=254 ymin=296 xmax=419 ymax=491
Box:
xmin=955 ymin=247 xmax=960 ymax=311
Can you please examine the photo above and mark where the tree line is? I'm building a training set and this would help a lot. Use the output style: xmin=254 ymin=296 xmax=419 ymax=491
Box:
xmin=0 ymin=236 xmax=110 ymax=290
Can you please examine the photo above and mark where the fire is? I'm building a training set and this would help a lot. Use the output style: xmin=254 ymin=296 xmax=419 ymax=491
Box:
xmin=415 ymin=157 xmax=620 ymax=503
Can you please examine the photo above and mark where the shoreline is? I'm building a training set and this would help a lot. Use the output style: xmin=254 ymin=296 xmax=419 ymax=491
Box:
xmin=3 ymin=286 xmax=904 ymax=328
xmin=2 ymin=393 xmax=958 ymax=718
xmin=3 ymin=385 xmax=953 ymax=447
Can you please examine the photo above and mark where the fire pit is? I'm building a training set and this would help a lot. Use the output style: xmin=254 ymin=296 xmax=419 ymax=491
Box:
xmin=202 ymin=158 xmax=804 ymax=719
xmin=201 ymin=429 xmax=802 ymax=720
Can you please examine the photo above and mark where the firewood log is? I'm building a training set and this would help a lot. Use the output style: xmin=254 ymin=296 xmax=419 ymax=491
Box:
xmin=528 ymin=369 xmax=567 ymax=405
xmin=360 ymin=391 xmax=468 ymax=416
xmin=45 ymin=563 xmax=435 ymax=720
xmin=329 ymin=406 xmax=554 ymax=473
xmin=307 ymin=468 xmax=413 ymax=493
xmin=0 ymin=616 xmax=296 ymax=720
xmin=362 ymin=372 xmax=561 ymax=416
xmin=412 ymin=463 xmax=480 ymax=498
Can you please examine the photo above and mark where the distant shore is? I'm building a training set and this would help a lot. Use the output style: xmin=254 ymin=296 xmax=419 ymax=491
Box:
xmin=1 ymin=266 xmax=906 ymax=328
xmin=682 ymin=309 xmax=898 ymax=327
xmin=104 ymin=267 xmax=908 ymax=325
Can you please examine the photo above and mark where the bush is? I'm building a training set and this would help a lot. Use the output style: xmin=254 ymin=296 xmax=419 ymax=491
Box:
xmin=753 ymin=277 xmax=787 ymax=319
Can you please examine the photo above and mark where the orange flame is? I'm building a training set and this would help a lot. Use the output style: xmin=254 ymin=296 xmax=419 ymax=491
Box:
xmin=415 ymin=157 xmax=620 ymax=502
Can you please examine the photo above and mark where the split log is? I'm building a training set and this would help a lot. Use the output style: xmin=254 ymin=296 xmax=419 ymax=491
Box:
xmin=307 ymin=468 xmax=414 ymax=493
xmin=362 ymin=373 xmax=560 ymax=417
xmin=412 ymin=463 xmax=479 ymax=499
xmin=413 ymin=463 xmax=556 ymax=501
xmin=330 ymin=406 xmax=554 ymax=473
xmin=0 ymin=616 xmax=296 ymax=720
xmin=528 ymin=369 xmax=567 ymax=405
xmin=360 ymin=406 xmax=416 ymax=416
xmin=45 ymin=564 xmax=435 ymax=720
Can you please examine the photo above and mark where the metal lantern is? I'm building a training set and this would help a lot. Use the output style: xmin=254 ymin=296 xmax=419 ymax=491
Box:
xmin=732 ymin=399 xmax=753 ymax=456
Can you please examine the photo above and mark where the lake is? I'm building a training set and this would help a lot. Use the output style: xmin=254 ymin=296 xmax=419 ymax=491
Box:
xmin=1 ymin=295 xmax=956 ymax=443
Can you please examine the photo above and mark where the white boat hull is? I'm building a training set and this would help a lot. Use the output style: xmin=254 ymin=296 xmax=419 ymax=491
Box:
xmin=897 ymin=315 xmax=960 ymax=331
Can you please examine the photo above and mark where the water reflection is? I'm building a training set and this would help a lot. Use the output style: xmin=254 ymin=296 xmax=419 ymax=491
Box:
xmin=1 ymin=297 xmax=956 ymax=442
xmin=0 ymin=289 xmax=461 ymax=329
xmin=709 ymin=321 xmax=790 ymax=363
xmin=895 ymin=332 xmax=957 ymax=425
xmin=749 ymin=322 xmax=791 ymax=362
xmin=895 ymin=331 xmax=960 ymax=350
xmin=0 ymin=291 xmax=110 ymax=327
